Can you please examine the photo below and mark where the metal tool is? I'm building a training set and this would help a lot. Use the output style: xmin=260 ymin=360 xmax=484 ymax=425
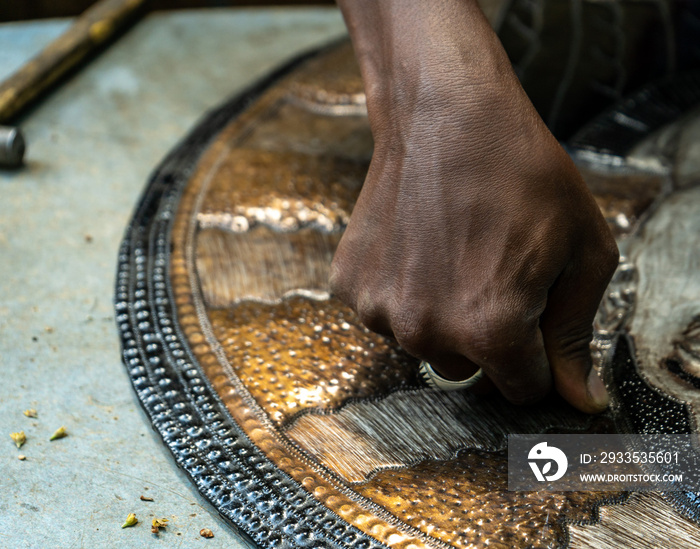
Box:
xmin=0 ymin=0 xmax=147 ymax=168
xmin=0 ymin=127 xmax=26 ymax=168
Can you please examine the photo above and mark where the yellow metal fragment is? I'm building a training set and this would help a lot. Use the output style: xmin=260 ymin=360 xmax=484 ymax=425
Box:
xmin=10 ymin=431 xmax=26 ymax=449
xmin=151 ymin=517 xmax=168 ymax=534
xmin=122 ymin=513 xmax=138 ymax=528
xmin=49 ymin=426 xmax=67 ymax=441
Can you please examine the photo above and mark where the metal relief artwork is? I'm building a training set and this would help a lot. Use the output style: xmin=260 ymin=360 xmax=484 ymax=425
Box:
xmin=116 ymin=3 xmax=700 ymax=548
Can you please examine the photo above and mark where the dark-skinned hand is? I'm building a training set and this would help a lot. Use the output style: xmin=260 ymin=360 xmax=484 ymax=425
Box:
xmin=332 ymin=0 xmax=619 ymax=413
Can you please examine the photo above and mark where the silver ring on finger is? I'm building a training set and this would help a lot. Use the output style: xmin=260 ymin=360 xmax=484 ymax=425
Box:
xmin=419 ymin=361 xmax=484 ymax=392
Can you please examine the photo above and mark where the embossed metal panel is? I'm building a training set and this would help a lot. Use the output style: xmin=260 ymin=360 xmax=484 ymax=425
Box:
xmin=116 ymin=39 xmax=700 ymax=548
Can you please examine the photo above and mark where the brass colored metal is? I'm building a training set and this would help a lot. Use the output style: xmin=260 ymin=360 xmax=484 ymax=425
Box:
xmin=287 ymin=41 xmax=367 ymax=115
xmin=168 ymin=43 xmax=637 ymax=548
xmin=170 ymin=80 xmax=430 ymax=548
xmin=577 ymin=167 xmax=671 ymax=239
xmin=356 ymin=452 xmax=619 ymax=549
xmin=196 ymin=227 xmax=342 ymax=306
xmin=209 ymin=297 xmax=419 ymax=424
xmin=131 ymin=38 xmax=700 ymax=548
xmin=197 ymin=148 xmax=366 ymax=234
xmin=243 ymin=100 xmax=373 ymax=161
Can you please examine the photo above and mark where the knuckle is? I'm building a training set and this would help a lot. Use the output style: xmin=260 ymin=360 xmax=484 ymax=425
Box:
xmin=356 ymin=298 xmax=384 ymax=332
xmin=355 ymin=289 xmax=395 ymax=337
xmin=471 ymin=307 xmax=532 ymax=356
xmin=329 ymin=255 xmax=357 ymax=304
xmin=391 ymin=308 xmax=430 ymax=352
xmin=328 ymin=257 xmax=346 ymax=293
xmin=586 ymin=226 xmax=620 ymax=282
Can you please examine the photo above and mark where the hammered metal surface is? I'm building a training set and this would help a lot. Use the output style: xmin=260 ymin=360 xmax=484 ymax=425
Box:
xmin=244 ymin=100 xmax=373 ymax=161
xmin=577 ymin=169 xmax=670 ymax=239
xmin=287 ymin=41 xmax=366 ymax=115
xmin=117 ymin=36 xmax=700 ymax=549
xmin=197 ymin=148 xmax=365 ymax=234
xmin=208 ymin=297 xmax=420 ymax=425
xmin=196 ymin=227 xmax=341 ymax=306
xmin=356 ymin=453 xmax=620 ymax=549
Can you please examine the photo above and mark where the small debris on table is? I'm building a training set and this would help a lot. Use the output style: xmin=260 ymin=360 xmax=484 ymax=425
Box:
xmin=84 ymin=234 xmax=93 ymax=243
xmin=23 ymin=409 xmax=37 ymax=418
xmin=10 ymin=431 xmax=26 ymax=449
xmin=151 ymin=517 xmax=168 ymax=534
xmin=121 ymin=513 xmax=138 ymax=528
xmin=44 ymin=326 xmax=54 ymax=334
xmin=49 ymin=426 xmax=67 ymax=441
xmin=18 ymin=455 xmax=26 ymax=461
xmin=200 ymin=528 xmax=214 ymax=538
xmin=139 ymin=495 xmax=154 ymax=502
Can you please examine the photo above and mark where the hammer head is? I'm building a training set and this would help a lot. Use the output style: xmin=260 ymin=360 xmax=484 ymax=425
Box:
xmin=0 ymin=126 xmax=25 ymax=168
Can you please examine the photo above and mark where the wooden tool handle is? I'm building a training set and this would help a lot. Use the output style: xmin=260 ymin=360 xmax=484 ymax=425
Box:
xmin=0 ymin=0 xmax=147 ymax=124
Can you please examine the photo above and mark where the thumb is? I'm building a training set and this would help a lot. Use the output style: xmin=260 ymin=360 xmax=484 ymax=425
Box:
xmin=541 ymin=256 xmax=616 ymax=414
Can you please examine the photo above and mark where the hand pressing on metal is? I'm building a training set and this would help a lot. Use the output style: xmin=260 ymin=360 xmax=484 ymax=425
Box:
xmin=331 ymin=0 xmax=619 ymax=413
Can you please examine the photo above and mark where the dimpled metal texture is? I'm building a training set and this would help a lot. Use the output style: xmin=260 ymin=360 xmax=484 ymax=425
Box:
xmin=208 ymin=298 xmax=420 ymax=425
xmin=286 ymin=41 xmax=367 ymax=115
xmin=173 ymin=39 xmax=619 ymax=548
xmin=117 ymin=38 xmax=700 ymax=549
xmin=116 ymin=47 xmax=391 ymax=549
xmin=356 ymin=452 xmax=620 ymax=549
xmin=197 ymin=148 xmax=367 ymax=234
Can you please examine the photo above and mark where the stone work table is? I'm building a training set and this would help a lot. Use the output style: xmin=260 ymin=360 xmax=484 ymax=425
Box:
xmin=0 ymin=9 xmax=345 ymax=548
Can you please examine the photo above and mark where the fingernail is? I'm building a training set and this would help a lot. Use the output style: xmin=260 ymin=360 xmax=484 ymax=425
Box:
xmin=587 ymin=369 xmax=609 ymax=410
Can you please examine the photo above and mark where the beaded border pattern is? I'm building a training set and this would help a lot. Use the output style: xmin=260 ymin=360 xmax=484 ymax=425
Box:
xmin=114 ymin=44 xmax=700 ymax=549
xmin=115 ymin=46 xmax=392 ymax=549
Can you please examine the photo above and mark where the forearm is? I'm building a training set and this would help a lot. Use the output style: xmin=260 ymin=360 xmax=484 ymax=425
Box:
xmin=336 ymin=0 xmax=513 ymax=123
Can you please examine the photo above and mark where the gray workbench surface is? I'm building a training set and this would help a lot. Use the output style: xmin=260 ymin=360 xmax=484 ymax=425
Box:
xmin=0 ymin=8 xmax=346 ymax=548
